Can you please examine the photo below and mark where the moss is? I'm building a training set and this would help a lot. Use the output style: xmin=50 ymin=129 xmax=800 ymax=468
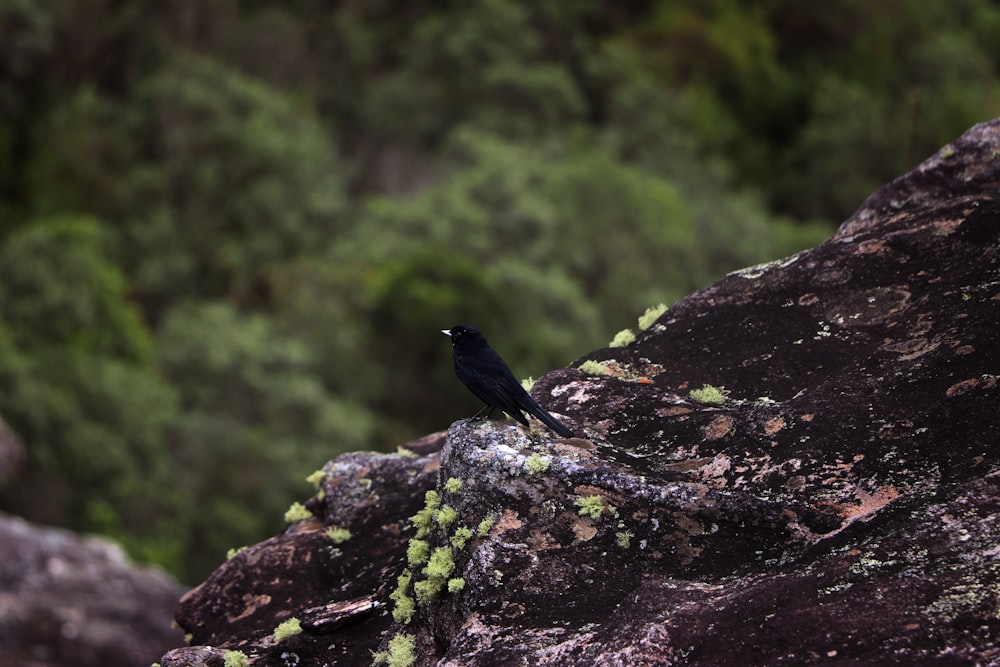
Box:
xmin=690 ymin=384 xmax=727 ymax=406
xmin=579 ymin=359 xmax=612 ymax=376
xmin=359 ymin=477 xmax=373 ymax=489
xmin=395 ymin=446 xmax=416 ymax=457
xmin=410 ymin=490 xmax=441 ymax=538
xmin=576 ymin=495 xmax=616 ymax=520
xmin=525 ymin=453 xmax=551 ymax=474
xmin=372 ymin=632 xmax=417 ymax=667
xmin=223 ymin=650 xmax=250 ymax=667
xmin=521 ymin=376 xmax=535 ymax=391
xmin=326 ymin=527 xmax=352 ymax=544
xmin=435 ymin=504 xmax=458 ymax=531
xmin=226 ymin=545 xmax=247 ymax=559
xmin=407 ymin=539 xmax=430 ymax=566
xmin=616 ymin=530 xmax=635 ymax=548
xmin=413 ymin=546 xmax=456 ymax=603
xmin=273 ymin=617 xmax=302 ymax=643
xmin=283 ymin=502 xmax=312 ymax=523
xmin=448 ymin=577 xmax=466 ymax=593
xmin=426 ymin=546 xmax=456 ymax=580
xmin=412 ymin=578 xmax=436 ymax=604
xmin=609 ymin=328 xmax=636 ymax=347
xmin=443 ymin=477 xmax=463 ymax=494
xmin=477 ymin=515 xmax=496 ymax=537
xmin=638 ymin=303 xmax=668 ymax=330
xmin=450 ymin=526 xmax=474 ymax=549
xmin=390 ymin=571 xmax=416 ymax=624
xmin=305 ymin=469 xmax=327 ymax=489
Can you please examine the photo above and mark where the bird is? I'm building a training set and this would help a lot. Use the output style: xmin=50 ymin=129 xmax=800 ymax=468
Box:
xmin=442 ymin=325 xmax=574 ymax=438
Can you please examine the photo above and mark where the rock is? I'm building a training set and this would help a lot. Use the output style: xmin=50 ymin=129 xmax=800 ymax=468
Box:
xmin=0 ymin=512 xmax=186 ymax=667
xmin=162 ymin=119 xmax=1000 ymax=666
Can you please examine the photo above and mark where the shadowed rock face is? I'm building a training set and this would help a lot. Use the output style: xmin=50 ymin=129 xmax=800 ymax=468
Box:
xmin=162 ymin=120 xmax=1000 ymax=666
xmin=0 ymin=512 xmax=186 ymax=667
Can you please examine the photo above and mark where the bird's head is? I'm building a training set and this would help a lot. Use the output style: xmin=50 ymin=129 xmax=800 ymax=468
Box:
xmin=441 ymin=325 xmax=483 ymax=347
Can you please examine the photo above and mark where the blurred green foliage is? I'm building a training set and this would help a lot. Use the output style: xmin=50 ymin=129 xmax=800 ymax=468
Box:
xmin=1 ymin=0 xmax=998 ymax=583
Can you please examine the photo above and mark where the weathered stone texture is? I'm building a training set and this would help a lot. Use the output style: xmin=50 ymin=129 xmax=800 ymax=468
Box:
xmin=164 ymin=120 xmax=1000 ymax=666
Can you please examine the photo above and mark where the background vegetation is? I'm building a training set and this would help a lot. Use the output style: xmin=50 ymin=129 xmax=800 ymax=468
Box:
xmin=1 ymin=0 xmax=998 ymax=583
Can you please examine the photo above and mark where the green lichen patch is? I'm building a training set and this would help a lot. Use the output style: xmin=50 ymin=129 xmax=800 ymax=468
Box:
xmin=410 ymin=490 xmax=441 ymax=538
xmin=450 ymin=526 xmax=474 ymax=549
xmin=616 ymin=530 xmax=635 ymax=548
xmin=477 ymin=515 xmax=496 ymax=537
xmin=371 ymin=632 xmax=417 ymax=667
xmin=689 ymin=384 xmax=728 ymax=406
xmin=578 ymin=357 xmax=659 ymax=383
xmin=413 ymin=546 xmax=456 ymax=604
xmin=305 ymin=469 xmax=328 ymax=489
xmin=273 ymin=617 xmax=302 ymax=643
xmin=325 ymin=527 xmax=352 ymax=544
xmin=389 ymin=570 xmax=416 ymax=624
xmin=435 ymin=504 xmax=458 ymax=531
xmin=223 ymin=650 xmax=250 ymax=667
xmin=226 ymin=545 xmax=247 ymax=559
xmin=609 ymin=328 xmax=636 ymax=347
xmin=576 ymin=494 xmax=617 ymax=520
xmin=638 ymin=302 xmax=668 ymax=330
xmin=525 ymin=453 xmax=551 ymax=474
xmin=283 ymin=502 xmax=313 ymax=523
xmin=579 ymin=359 xmax=613 ymax=376
xmin=407 ymin=539 xmax=430 ymax=567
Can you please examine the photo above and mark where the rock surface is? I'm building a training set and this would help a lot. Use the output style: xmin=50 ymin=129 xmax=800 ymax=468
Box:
xmin=0 ymin=512 xmax=186 ymax=667
xmin=162 ymin=119 xmax=1000 ymax=666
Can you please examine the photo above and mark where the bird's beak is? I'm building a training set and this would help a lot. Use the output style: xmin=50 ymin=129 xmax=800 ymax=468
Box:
xmin=441 ymin=329 xmax=452 ymax=337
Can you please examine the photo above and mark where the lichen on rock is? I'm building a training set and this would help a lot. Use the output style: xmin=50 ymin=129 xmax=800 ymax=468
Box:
xmin=161 ymin=120 xmax=1000 ymax=665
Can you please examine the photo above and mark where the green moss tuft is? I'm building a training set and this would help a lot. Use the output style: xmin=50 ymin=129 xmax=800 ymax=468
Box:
xmin=425 ymin=546 xmax=455 ymax=580
xmin=273 ymin=617 xmax=302 ymax=643
xmin=283 ymin=502 xmax=312 ymax=523
xmin=576 ymin=495 xmax=616 ymax=520
xmin=223 ymin=649 xmax=250 ymax=667
xmin=525 ymin=453 xmax=551 ymax=474
xmin=638 ymin=303 xmax=668 ymax=330
xmin=521 ymin=376 xmax=535 ymax=391
xmin=435 ymin=504 xmax=458 ymax=531
xmin=395 ymin=446 xmax=416 ymax=457
xmin=450 ymin=526 xmax=474 ymax=549
xmin=374 ymin=632 xmax=417 ymax=667
xmin=578 ymin=359 xmax=612 ymax=376
xmin=448 ymin=577 xmax=466 ymax=593
xmin=689 ymin=384 xmax=727 ymax=406
xmin=390 ymin=571 xmax=416 ymax=624
xmin=407 ymin=539 xmax=430 ymax=566
xmin=305 ymin=469 xmax=327 ymax=489
xmin=477 ymin=515 xmax=496 ymax=537
xmin=325 ymin=527 xmax=351 ymax=544
xmin=609 ymin=328 xmax=636 ymax=347
xmin=410 ymin=490 xmax=441 ymax=538
xmin=616 ymin=530 xmax=635 ymax=548
xmin=443 ymin=477 xmax=463 ymax=494
xmin=226 ymin=545 xmax=247 ymax=559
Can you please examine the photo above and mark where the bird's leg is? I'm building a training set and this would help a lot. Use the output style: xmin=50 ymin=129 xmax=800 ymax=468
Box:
xmin=471 ymin=405 xmax=493 ymax=421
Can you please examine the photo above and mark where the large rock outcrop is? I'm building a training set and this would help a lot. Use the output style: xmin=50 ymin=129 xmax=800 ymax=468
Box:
xmin=162 ymin=119 xmax=1000 ymax=666
xmin=0 ymin=512 xmax=186 ymax=667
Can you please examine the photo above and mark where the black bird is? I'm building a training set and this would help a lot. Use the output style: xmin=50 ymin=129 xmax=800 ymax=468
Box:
xmin=442 ymin=325 xmax=574 ymax=438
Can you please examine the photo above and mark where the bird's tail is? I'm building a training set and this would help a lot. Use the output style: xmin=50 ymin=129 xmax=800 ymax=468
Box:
xmin=523 ymin=395 xmax=574 ymax=438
